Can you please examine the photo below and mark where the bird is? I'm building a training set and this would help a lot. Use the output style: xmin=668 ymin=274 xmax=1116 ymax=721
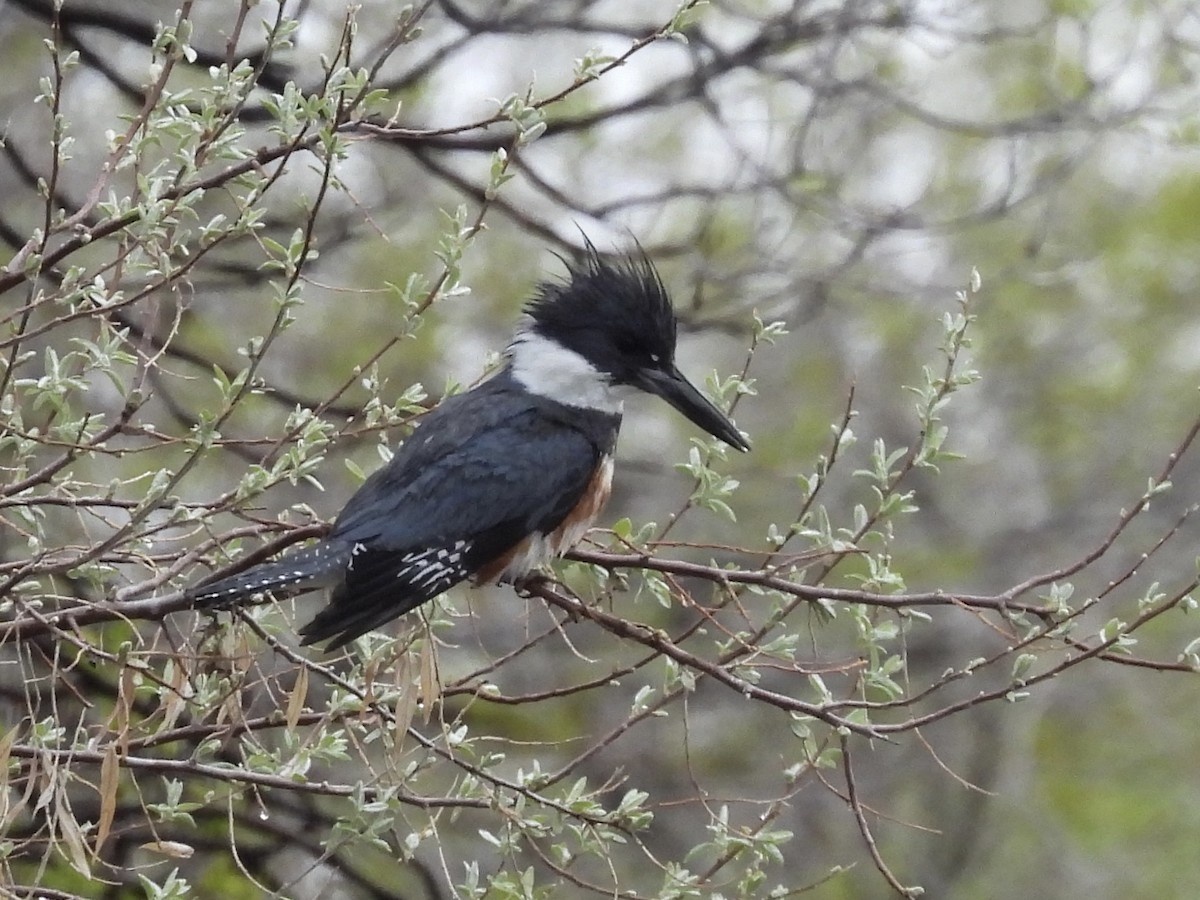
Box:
xmin=187 ymin=242 xmax=750 ymax=649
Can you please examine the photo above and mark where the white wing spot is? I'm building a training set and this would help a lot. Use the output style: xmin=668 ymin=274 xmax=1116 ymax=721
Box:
xmin=392 ymin=541 xmax=472 ymax=593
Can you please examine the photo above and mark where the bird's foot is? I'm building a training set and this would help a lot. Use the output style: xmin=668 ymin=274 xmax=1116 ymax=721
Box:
xmin=513 ymin=571 xmax=553 ymax=598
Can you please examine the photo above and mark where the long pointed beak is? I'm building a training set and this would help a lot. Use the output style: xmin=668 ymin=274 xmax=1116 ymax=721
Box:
xmin=634 ymin=365 xmax=751 ymax=452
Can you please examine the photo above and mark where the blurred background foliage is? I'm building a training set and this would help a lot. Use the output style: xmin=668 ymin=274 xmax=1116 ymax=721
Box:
xmin=2 ymin=0 xmax=1200 ymax=897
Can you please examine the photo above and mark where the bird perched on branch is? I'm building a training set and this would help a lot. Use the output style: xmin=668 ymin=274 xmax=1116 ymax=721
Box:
xmin=188 ymin=242 xmax=750 ymax=649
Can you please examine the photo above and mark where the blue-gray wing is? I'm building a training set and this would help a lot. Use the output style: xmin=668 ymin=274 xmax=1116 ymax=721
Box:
xmin=299 ymin=378 xmax=617 ymax=647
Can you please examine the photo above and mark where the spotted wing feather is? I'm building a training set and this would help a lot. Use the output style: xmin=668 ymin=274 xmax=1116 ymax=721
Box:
xmin=297 ymin=374 xmax=618 ymax=649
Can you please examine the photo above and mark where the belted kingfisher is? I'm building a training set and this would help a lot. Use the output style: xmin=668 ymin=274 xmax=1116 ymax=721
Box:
xmin=188 ymin=244 xmax=750 ymax=649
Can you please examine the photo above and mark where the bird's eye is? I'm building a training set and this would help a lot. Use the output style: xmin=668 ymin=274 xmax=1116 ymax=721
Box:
xmin=649 ymin=353 xmax=661 ymax=365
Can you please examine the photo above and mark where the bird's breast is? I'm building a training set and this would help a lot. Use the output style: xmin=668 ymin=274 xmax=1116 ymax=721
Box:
xmin=476 ymin=454 xmax=614 ymax=585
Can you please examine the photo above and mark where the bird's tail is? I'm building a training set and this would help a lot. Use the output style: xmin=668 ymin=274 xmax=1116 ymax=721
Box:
xmin=187 ymin=542 xmax=351 ymax=610
xmin=298 ymin=588 xmax=432 ymax=650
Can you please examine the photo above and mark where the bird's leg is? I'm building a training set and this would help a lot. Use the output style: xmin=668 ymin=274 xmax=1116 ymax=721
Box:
xmin=513 ymin=570 xmax=588 ymax=624
xmin=512 ymin=570 xmax=554 ymax=598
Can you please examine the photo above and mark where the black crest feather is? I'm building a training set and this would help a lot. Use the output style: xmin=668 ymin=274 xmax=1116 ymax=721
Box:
xmin=521 ymin=239 xmax=678 ymax=374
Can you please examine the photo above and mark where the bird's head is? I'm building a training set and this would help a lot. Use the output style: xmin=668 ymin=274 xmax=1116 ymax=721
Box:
xmin=508 ymin=242 xmax=750 ymax=452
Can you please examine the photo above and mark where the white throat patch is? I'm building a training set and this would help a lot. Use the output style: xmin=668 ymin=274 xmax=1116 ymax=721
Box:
xmin=508 ymin=330 xmax=625 ymax=414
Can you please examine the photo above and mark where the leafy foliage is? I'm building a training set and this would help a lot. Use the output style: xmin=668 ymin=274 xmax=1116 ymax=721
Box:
xmin=3 ymin=2 xmax=1200 ymax=898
